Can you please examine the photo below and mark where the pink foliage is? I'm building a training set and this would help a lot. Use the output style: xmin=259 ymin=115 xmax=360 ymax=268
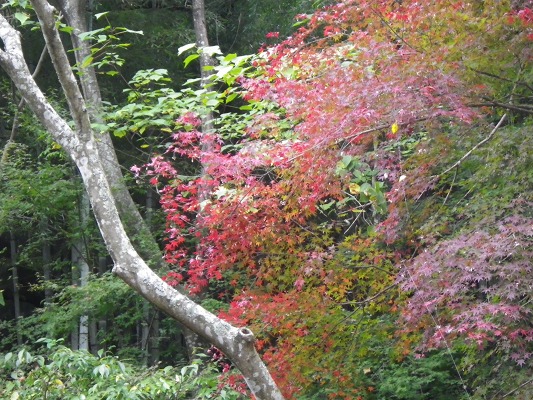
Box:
xmin=399 ymin=206 xmax=533 ymax=358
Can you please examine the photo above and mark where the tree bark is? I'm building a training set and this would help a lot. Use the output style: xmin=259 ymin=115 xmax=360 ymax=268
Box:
xmin=9 ymin=231 xmax=22 ymax=346
xmin=40 ymin=218 xmax=53 ymax=305
xmin=192 ymin=0 xmax=215 ymax=84
xmin=76 ymin=189 xmax=90 ymax=351
xmin=0 ymin=4 xmax=283 ymax=399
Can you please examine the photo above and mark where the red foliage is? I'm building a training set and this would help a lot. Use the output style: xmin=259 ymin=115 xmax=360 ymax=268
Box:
xmin=137 ymin=0 xmax=533 ymax=396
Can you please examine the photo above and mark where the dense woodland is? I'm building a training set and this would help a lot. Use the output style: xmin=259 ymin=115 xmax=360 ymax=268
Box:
xmin=0 ymin=0 xmax=531 ymax=399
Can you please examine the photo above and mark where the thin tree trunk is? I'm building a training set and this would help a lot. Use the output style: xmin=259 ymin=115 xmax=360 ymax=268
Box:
xmin=60 ymin=0 xmax=210 ymax=361
xmin=148 ymin=309 xmax=160 ymax=365
xmin=40 ymin=218 xmax=53 ymax=304
xmin=97 ymin=255 xmax=108 ymax=348
xmin=9 ymin=231 xmax=22 ymax=346
xmin=142 ymin=187 xmax=160 ymax=365
xmin=71 ymin=238 xmax=80 ymax=350
xmin=79 ymin=189 xmax=90 ymax=351
xmin=89 ymin=317 xmax=98 ymax=354
xmin=192 ymin=0 xmax=215 ymax=140
xmin=181 ymin=0 xmax=217 ymax=361
xmin=71 ymin=188 xmax=90 ymax=351
xmin=57 ymin=0 xmax=164 ymax=270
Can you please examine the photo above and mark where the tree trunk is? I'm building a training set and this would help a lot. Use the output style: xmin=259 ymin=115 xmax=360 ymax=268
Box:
xmin=9 ymin=231 xmax=22 ymax=346
xmin=56 ymin=0 xmax=165 ymax=270
xmin=60 ymin=0 xmax=209 ymax=361
xmin=97 ymin=255 xmax=108 ymax=348
xmin=142 ymin=188 xmax=160 ymax=365
xmin=0 ymin=5 xmax=284 ymax=399
xmin=181 ymin=0 xmax=217 ymax=360
xmin=40 ymin=218 xmax=53 ymax=305
xmin=76 ymin=189 xmax=90 ymax=351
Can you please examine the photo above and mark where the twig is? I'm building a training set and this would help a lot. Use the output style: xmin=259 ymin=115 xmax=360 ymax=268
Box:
xmin=442 ymin=165 xmax=457 ymax=205
xmin=339 ymin=282 xmax=398 ymax=306
xmin=469 ymin=68 xmax=533 ymax=92
xmin=1 ymin=45 xmax=49 ymax=167
xmin=469 ymin=101 xmax=533 ymax=115
xmin=9 ymin=45 xmax=49 ymax=141
xmin=500 ymin=378 xmax=533 ymax=399
xmin=439 ymin=113 xmax=507 ymax=176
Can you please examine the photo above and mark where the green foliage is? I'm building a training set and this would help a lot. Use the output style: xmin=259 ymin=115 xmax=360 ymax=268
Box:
xmin=103 ymin=49 xmax=259 ymax=145
xmin=0 ymin=142 xmax=79 ymax=233
xmin=329 ymin=155 xmax=388 ymax=217
xmin=404 ymin=122 xmax=532 ymax=244
xmin=0 ymin=339 xmax=245 ymax=399
xmin=73 ymin=13 xmax=143 ymax=77
xmin=95 ymin=8 xmax=196 ymax=97
xmin=374 ymin=352 xmax=464 ymax=400
xmin=220 ymin=0 xmax=318 ymax=53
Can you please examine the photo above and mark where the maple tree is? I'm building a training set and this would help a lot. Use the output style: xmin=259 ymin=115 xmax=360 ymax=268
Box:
xmin=135 ymin=0 xmax=533 ymax=398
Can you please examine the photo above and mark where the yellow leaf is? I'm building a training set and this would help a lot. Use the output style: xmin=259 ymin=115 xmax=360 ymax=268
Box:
xmin=391 ymin=122 xmax=399 ymax=135
xmin=349 ymin=182 xmax=360 ymax=194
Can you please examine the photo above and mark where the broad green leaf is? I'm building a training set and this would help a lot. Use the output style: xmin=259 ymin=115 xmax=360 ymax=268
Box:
xmin=94 ymin=12 xmax=109 ymax=20
xmin=225 ymin=93 xmax=239 ymax=104
xmin=14 ymin=12 xmax=30 ymax=26
xmin=81 ymin=55 xmax=94 ymax=68
xmin=183 ymin=54 xmax=200 ymax=68
xmin=222 ymin=53 xmax=238 ymax=63
xmin=216 ymin=65 xmax=233 ymax=78
xmin=202 ymin=45 xmax=222 ymax=56
xmin=205 ymin=98 xmax=219 ymax=107
xmin=178 ymin=43 xmax=197 ymax=56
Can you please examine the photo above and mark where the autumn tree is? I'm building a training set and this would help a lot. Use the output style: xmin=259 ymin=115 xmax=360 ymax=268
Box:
xmin=142 ymin=0 xmax=532 ymax=397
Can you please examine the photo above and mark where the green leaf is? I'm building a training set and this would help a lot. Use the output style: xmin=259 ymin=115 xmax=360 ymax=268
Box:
xmin=319 ymin=200 xmax=336 ymax=211
xmin=205 ymin=98 xmax=220 ymax=107
xmin=81 ymin=55 xmax=94 ymax=69
xmin=113 ymin=128 xmax=127 ymax=138
xmin=94 ymin=12 xmax=109 ymax=20
xmin=14 ymin=12 xmax=30 ymax=26
xmin=293 ymin=17 xmax=310 ymax=28
xmin=216 ymin=65 xmax=233 ymax=78
xmin=122 ymin=28 xmax=143 ymax=35
xmin=59 ymin=24 xmax=74 ymax=34
xmin=222 ymin=53 xmax=238 ymax=63
xmin=202 ymin=45 xmax=222 ymax=56
xmin=78 ymin=28 xmax=105 ymax=41
xmin=183 ymin=54 xmax=200 ymax=68
xmin=178 ymin=43 xmax=197 ymax=56
xmin=225 ymin=93 xmax=239 ymax=104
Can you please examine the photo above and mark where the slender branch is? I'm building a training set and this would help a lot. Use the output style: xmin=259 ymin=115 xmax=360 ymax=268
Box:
xmin=439 ymin=113 xmax=507 ymax=176
xmin=9 ymin=45 xmax=49 ymax=141
xmin=31 ymin=0 xmax=92 ymax=137
xmin=340 ymin=282 xmax=398 ymax=306
xmin=442 ymin=165 xmax=457 ymax=205
xmin=469 ymin=67 xmax=533 ymax=92
xmin=341 ymin=117 xmax=428 ymax=143
xmin=469 ymin=101 xmax=533 ymax=115
xmin=500 ymin=378 xmax=533 ymax=399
